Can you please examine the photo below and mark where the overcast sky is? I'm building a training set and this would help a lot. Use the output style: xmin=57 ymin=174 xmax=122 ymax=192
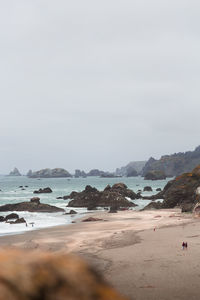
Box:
xmin=0 ymin=0 xmax=200 ymax=174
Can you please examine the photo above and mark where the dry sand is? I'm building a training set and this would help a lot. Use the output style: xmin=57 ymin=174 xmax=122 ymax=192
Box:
xmin=0 ymin=209 xmax=200 ymax=300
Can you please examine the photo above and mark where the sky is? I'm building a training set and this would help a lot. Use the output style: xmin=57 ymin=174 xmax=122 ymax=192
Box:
xmin=0 ymin=0 xmax=200 ymax=174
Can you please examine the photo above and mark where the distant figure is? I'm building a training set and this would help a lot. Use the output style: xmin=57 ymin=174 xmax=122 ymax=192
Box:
xmin=25 ymin=222 xmax=28 ymax=227
xmin=154 ymin=227 xmax=156 ymax=232
xmin=182 ymin=242 xmax=185 ymax=250
xmin=185 ymin=242 xmax=188 ymax=249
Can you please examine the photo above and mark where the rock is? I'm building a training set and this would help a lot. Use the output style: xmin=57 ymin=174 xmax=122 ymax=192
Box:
xmin=0 ymin=249 xmax=128 ymax=300
xmin=5 ymin=213 xmax=19 ymax=221
xmin=87 ymin=169 xmax=105 ymax=176
xmin=181 ymin=202 xmax=194 ymax=212
xmin=9 ymin=217 xmax=26 ymax=224
xmin=19 ymin=186 xmax=23 ymax=188
xmin=74 ymin=169 xmax=87 ymax=178
xmin=85 ymin=185 xmax=98 ymax=193
xmin=67 ymin=210 xmax=77 ymax=214
xmin=109 ymin=206 xmax=118 ymax=213
xmin=126 ymin=166 xmax=138 ymax=177
xmin=82 ymin=217 xmax=103 ymax=222
xmin=143 ymin=201 xmax=162 ymax=210
xmin=28 ymin=168 xmax=72 ymax=178
xmin=57 ymin=196 xmax=63 ymax=199
xmin=115 ymin=161 xmax=146 ymax=176
xmin=156 ymin=188 xmax=162 ymax=192
xmin=63 ymin=191 xmax=78 ymax=200
xmin=34 ymin=187 xmax=52 ymax=194
xmin=9 ymin=168 xmax=21 ymax=176
xmin=0 ymin=201 xmax=64 ymax=213
xmin=0 ymin=216 xmax=5 ymax=222
xmin=143 ymin=186 xmax=153 ymax=192
xmin=67 ymin=185 xmax=137 ymax=208
xmin=26 ymin=169 xmax=33 ymax=177
xmin=30 ymin=197 xmax=40 ymax=204
xmin=144 ymin=170 xmax=166 ymax=180
xmin=87 ymin=205 xmax=97 ymax=210
xmin=112 ymin=183 xmax=127 ymax=189
xmin=104 ymin=185 xmax=112 ymax=191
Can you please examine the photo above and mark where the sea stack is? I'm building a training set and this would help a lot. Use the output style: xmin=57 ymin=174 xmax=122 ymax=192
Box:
xmin=9 ymin=168 xmax=21 ymax=176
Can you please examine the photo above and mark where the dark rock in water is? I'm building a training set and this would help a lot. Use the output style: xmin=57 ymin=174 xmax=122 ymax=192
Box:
xmin=68 ymin=210 xmax=77 ymax=214
xmin=156 ymin=188 xmax=162 ymax=192
xmin=143 ymin=165 xmax=200 ymax=211
xmin=57 ymin=196 xmax=63 ymax=199
xmin=9 ymin=168 xmax=21 ymax=176
xmin=63 ymin=191 xmax=78 ymax=200
xmin=28 ymin=168 xmax=72 ymax=178
xmin=74 ymin=169 xmax=87 ymax=178
xmin=0 ymin=200 xmax=64 ymax=213
xmin=143 ymin=186 xmax=153 ymax=192
xmin=143 ymin=201 xmax=162 ymax=210
xmin=25 ymin=186 xmax=28 ymax=188
xmin=5 ymin=213 xmax=19 ymax=221
xmin=21 ymin=188 xmax=25 ymax=190
xmin=9 ymin=217 xmax=26 ymax=224
xmin=144 ymin=170 xmax=166 ymax=180
xmin=67 ymin=183 xmax=137 ymax=208
xmin=34 ymin=187 xmax=52 ymax=194
xmin=30 ymin=197 xmax=40 ymax=204
xmin=19 ymin=186 xmax=23 ymax=188
xmin=82 ymin=217 xmax=103 ymax=222
xmin=0 ymin=216 xmax=5 ymax=222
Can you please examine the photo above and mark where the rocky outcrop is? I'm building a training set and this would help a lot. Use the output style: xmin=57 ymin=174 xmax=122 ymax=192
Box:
xmin=143 ymin=186 xmax=153 ymax=192
xmin=0 ymin=199 xmax=64 ymax=213
xmin=142 ymin=201 xmax=163 ymax=210
xmin=0 ymin=250 xmax=128 ymax=300
xmin=9 ymin=217 xmax=26 ymax=224
xmin=9 ymin=168 xmax=21 ymax=176
xmin=142 ymin=145 xmax=200 ymax=177
xmin=67 ymin=183 xmax=138 ymax=208
xmin=26 ymin=169 xmax=32 ymax=177
xmin=87 ymin=169 xmax=105 ymax=176
xmin=28 ymin=168 xmax=72 ymax=178
xmin=144 ymin=170 xmax=166 ymax=180
xmin=74 ymin=169 xmax=87 ymax=178
xmin=33 ymin=187 xmax=52 ymax=194
xmin=143 ymin=165 xmax=200 ymax=211
xmin=115 ymin=161 xmax=146 ymax=176
xmin=5 ymin=213 xmax=19 ymax=221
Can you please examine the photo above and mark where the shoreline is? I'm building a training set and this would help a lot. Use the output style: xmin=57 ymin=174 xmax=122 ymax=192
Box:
xmin=0 ymin=209 xmax=199 ymax=300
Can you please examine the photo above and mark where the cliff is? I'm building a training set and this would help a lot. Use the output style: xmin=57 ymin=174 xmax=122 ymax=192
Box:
xmin=142 ymin=146 xmax=200 ymax=177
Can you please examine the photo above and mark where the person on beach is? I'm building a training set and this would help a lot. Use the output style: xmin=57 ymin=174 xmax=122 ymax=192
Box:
xmin=182 ymin=242 xmax=185 ymax=250
xmin=185 ymin=242 xmax=188 ymax=249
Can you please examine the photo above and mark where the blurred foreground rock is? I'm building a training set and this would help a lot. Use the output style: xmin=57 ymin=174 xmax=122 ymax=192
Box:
xmin=0 ymin=249 xmax=128 ymax=300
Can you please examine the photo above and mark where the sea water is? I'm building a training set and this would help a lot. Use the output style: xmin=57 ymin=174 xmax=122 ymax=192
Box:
xmin=0 ymin=175 xmax=170 ymax=236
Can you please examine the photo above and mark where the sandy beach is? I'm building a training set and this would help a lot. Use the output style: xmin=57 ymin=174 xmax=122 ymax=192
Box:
xmin=0 ymin=209 xmax=199 ymax=300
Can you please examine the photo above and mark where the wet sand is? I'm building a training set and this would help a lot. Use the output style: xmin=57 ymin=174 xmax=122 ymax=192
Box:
xmin=0 ymin=209 xmax=199 ymax=300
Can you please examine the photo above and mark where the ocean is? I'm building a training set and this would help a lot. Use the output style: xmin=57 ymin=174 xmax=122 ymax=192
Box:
xmin=0 ymin=175 xmax=169 ymax=236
